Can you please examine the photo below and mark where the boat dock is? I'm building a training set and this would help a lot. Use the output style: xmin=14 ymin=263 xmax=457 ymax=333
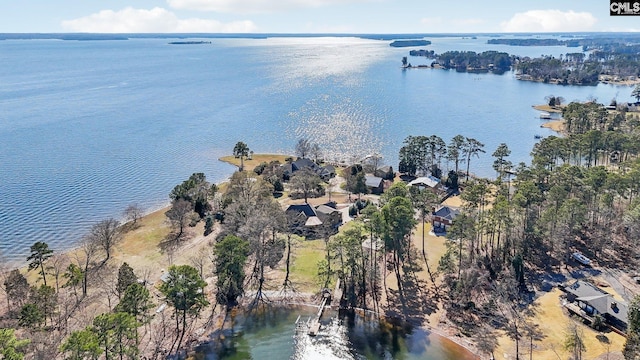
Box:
xmin=332 ymin=279 xmax=343 ymax=310
xmin=307 ymin=279 xmax=343 ymax=336
xmin=308 ymin=296 xmax=327 ymax=336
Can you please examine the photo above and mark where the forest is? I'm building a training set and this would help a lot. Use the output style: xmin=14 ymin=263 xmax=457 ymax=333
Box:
xmin=409 ymin=35 xmax=640 ymax=85
xmin=3 ymin=102 xmax=640 ymax=359
xmin=407 ymin=50 xmax=513 ymax=73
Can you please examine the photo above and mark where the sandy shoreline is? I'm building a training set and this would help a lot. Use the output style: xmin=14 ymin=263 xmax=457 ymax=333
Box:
xmin=532 ymin=104 xmax=565 ymax=134
xmin=541 ymin=119 xmax=565 ymax=132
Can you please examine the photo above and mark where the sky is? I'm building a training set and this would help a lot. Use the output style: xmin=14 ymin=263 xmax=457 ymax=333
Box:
xmin=1 ymin=0 xmax=639 ymax=33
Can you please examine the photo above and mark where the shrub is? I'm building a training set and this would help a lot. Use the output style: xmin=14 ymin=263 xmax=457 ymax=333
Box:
xmin=254 ymin=162 xmax=267 ymax=175
xmin=349 ymin=205 xmax=358 ymax=217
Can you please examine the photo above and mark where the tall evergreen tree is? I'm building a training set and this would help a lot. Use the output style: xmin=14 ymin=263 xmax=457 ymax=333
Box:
xmin=60 ymin=328 xmax=100 ymax=360
xmin=27 ymin=241 xmax=53 ymax=286
xmin=214 ymin=235 xmax=250 ymax=307
xmin=233 ymin=141 xmax=250 ymax=171
xmin=116 ymin=262 xmax=137 ymax=299
xmin=462 ymin=137 xmax=486 ymax=181
xmin=159 ymin=265 xmax=208 ymax=354
xmin=0 ymin=328 xmax=30 ymax=360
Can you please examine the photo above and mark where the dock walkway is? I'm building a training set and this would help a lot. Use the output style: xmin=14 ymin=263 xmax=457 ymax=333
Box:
xmin=307 ymin=280 xmax=343 ymax=336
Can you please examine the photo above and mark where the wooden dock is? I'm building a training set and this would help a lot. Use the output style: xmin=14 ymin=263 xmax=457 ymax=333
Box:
xmin=308 ymin=296 xmax=328 ymax=336
xmin=305 ymin=280 xmax=345 ymax=336
xmin=332 ymin=279 xmax=343 ymax=309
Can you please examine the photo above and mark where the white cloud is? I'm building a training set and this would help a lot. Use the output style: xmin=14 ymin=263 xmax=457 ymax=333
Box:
xmin=61 ymin=7 xmax=257 ymax=33
xmin=167 ymin=0 xmax=378 ymax=13
xmin=501 ymin=10 xmax=597 ymax=32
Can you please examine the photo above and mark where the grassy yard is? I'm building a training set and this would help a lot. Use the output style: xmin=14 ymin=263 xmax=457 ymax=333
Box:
xmin=219 ymin=154 xmax=291 ymax=171
xmin=288 ymin=238 xmax=327 ymax=292
xmin=495 ymin=288 xmax=625 ymax=360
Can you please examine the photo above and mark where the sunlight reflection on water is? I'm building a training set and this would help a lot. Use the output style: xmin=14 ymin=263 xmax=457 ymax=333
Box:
xmin=288 ymin=94 xmax=384 ymax=165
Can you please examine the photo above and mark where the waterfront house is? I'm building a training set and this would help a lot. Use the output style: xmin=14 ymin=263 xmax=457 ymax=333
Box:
xmin=563 ymin=280 xmax=629 ymax=332
xmin=374 ymin=165 xmax=395 ymax=180
xmin=432 ymin=205 xmax=460 ymax=232
xmin=282 ymin=158 xmax=335 ymax=181
xmin=314 ymin=203 xmax=342 ymax=230
xmin=365 ymin=175 xmax=384 ymax=195
xmin=408 ymin=176 xmax=441 ymax=191
xmin=285 ymin=202 xmax=341 ymax=238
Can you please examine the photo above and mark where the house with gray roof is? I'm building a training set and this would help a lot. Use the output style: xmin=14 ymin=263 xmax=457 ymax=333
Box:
xmin=365 ymin=175 xmax=384 ymax=194
xmin=564 ymin=280 xmax=629 ymax=332
xmin=432 ymin=205 xmax=460 ymax=232
xmin=285 ymin=202 xmax=341 ymax=238
xmin=282 ymin=158 xmax=335 ymax=181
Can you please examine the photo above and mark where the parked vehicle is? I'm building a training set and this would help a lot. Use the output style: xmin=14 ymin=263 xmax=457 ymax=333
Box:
xmin=571 ymin=252 xmax=591 ymax=266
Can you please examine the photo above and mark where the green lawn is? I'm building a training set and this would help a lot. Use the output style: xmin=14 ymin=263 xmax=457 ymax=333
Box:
xmin=289 ymin=238 xmax=327 ymax=292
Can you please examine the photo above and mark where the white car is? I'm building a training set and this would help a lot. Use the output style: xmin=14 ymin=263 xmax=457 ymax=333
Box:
xmin=572 ymin=252 xmax=591 ymax=266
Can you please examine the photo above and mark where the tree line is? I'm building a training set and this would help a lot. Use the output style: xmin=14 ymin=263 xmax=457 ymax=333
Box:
xmin=428 ymin=102 xmax=640 ymax=358
xmin=5 ymin=125 xmax=640 ymax=359
xmin=398 ymin=134 xmax=486 ymax=184
xmin=408 ymin=50 xmax=513 ymax=73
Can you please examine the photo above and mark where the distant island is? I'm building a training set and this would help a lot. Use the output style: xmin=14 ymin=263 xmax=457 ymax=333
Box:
xmin=168 ymin=41 xmax=212 ymax=45
xmin=487 ymin=38 xmax=579 ymax=47
xmin=406 ymin=35 xmax=640 ymax=85
xmin=405 ymin=50 xmax=513 ymax=74
xmin=390 ymin=39 xmax=431 ymax=47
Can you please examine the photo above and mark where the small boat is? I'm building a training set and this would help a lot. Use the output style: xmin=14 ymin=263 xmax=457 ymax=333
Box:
xmin=539 ymin=112 xmax=552 ymax=119
xmin=534 ymin=134 xmax=542 ymax=139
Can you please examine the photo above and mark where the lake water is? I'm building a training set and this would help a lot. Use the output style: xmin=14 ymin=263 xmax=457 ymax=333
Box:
xmin=195 ymin=306 xmax=478 ymax=359
xmin=0 ymin=35 xmax=634 ymax=264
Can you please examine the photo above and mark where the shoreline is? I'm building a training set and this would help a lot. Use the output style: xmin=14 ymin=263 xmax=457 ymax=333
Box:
xmin=533 ymin=104 xmax=566 ymax=134
xmin=199 ymin=299 xmax=479 ymax=359
xmin=2 ymin=154 xmax=482 ymax=359
xmin=541 ymin=119 xmax=565 ymax=133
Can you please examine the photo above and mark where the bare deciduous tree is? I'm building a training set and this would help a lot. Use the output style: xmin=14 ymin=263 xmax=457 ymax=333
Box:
xmin=189 ymin=252 xmax=209 ymax=279
xmin=76 ymin=237 xmax=100 ymax=297
xmin=88 ymin=218 xmax=122 ymax=266
xmin=124 ymin=203 xmax=144 ymax=226
xmin=289 ymin=167 xmax=323 ymax=203
xmin=165 ymin=199 xmax=194 ymax=241
xmin=295 ymin=138 xmax=311 ymax=158
xmin=47 ymin=253 xmax=69 ymax=293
